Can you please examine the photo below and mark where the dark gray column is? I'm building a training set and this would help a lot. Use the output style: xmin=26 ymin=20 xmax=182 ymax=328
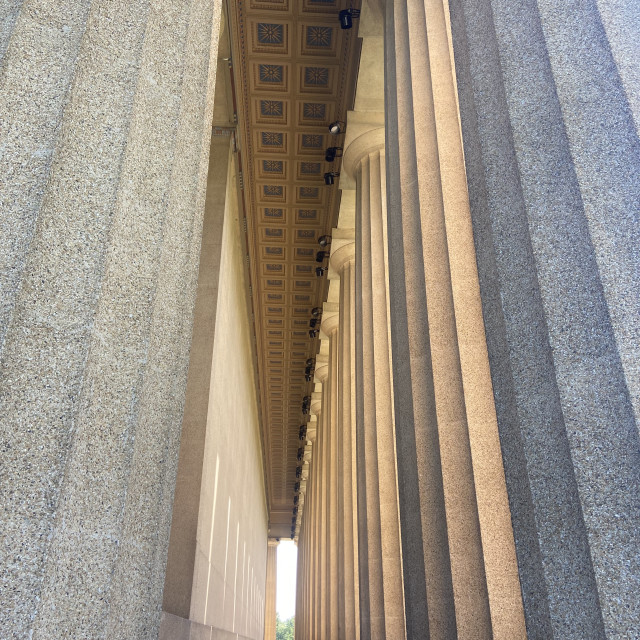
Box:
xmin=449 ymin=0 xmax=640 ymax=637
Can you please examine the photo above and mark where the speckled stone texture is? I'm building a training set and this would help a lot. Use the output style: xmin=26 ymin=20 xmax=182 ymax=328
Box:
xmin=449 ymin=0 xmax=640 ymax=637
xmin=0 ymin=0 xmax=222 ymax=638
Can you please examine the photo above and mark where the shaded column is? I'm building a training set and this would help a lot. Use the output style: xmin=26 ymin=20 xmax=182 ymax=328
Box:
xmin=345 ymin=125 xmax=406 ymax=640
xmin=384 ymin=0 xmax=528 ymax=638
xmin=0 ymin=1 xmax=223 ymax=638
xmin=385 ymin=0 xmax=491 ymax=636
xmin=321 ymin=306 xmax=340 ymax=639
xmin=447 ymin=0 xmax=640 ymax=637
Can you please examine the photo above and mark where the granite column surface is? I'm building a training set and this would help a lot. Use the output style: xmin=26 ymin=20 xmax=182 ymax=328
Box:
xmin=0 ymin=1 xmax=223 ymax=637
xmin=449 ymin=0 xmax=640 ymax=636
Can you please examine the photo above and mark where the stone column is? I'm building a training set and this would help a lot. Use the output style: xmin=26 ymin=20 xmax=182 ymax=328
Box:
xmin=313 ymin=361 xmax=329 ymax=640
xmin=330 ymin=233 xmax=359 ymax=640
xmin=321 ymin=307 xmax=340 ymax=639
xmin=264 ymin=539 xmax=278 ymax=640
xmin=384 ymin=0 xmax=526 ymax=638
xmin=446 ymin=0 xmax=640 ymax=637
xmin=344 ymin=126 xmax=406 ymax=640
xmin=0 ymin=2 xmax=222 ymax=638
xmin=295 ymin=528 xmax=304 ymax=640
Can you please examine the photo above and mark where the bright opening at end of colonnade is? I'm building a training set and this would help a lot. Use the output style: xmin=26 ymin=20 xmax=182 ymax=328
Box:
xmin=277 ymin=540 xmax=297 ymax=622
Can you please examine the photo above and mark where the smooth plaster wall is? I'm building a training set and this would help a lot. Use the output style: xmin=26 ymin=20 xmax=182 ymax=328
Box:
xmin=163 ymin=132 xmax=233 ymax=620
xmin=186 ymin=149 xmax=269 ymax=640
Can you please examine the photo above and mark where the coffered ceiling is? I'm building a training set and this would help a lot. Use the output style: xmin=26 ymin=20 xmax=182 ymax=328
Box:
xmin=228 ymin=0 xmax=360 ymax=538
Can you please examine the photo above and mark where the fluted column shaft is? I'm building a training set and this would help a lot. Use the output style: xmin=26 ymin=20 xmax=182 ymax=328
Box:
xmin=345 ymin=127 xmax=406 ymax=640
xmin=264 ymin=540 xmax=278 ymax=640
xmin=312 ymin=364 xmax=329 ymax=640
xmin=331 ymin=239 xmax=359 ymax=640
xmin=384 ymin=0 xmax=526 ymax=638
xmin=0 ymin=2 xmax=222 ymax=638
xmin=320 ymin=310 xmax=340 ymax=639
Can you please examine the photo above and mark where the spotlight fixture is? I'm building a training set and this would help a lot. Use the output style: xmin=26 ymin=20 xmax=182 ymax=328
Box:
xmin=294 ymin=481 xmax=300 ymax=492
xmin=328 ymin=120 xmax=345 ymax=135
xmin=305 ymin=373 xmax=312 ymax=382
xmin=296 ymin=465 xmax=302 ymax=478
xmin=309 ymin=318 xmax=319 ymax=329
xmin=339 ymin=8 xmax=360 ymax=29
xmin=324 ymin=171 xmax=340 ymax=185
xmin=316 ymin=250 xmax=329 ymax=263
xmin=306 ymin=358 xmax=315 ymax=366
xmin=309 ymin=329 xmax=319 ymax=338
xmin=318 ymin=235 xmax=332 ymax=247
xmin=324 ymin=146 xmax=343 ymax=162
xmin=292 ymin=516 xmax=297 ymax=525
xmin=294 ymin=495 xmax=299 ymax=505
xmin=315 ymin=266 xmax=328 ymax=277
xmin=311 ymin=307 xmax=323 ymax=317
xmin=299 ymin=426 xmax=307 ymax=441
xmin=297 ymin=447 xmax=304 ymax=461
xmin=293 ymin=506 xmax=298 ymax=516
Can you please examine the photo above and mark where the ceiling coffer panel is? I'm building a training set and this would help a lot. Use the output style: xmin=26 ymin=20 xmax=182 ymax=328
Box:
xmin=229 ymin=0 xmax=360 ymax=538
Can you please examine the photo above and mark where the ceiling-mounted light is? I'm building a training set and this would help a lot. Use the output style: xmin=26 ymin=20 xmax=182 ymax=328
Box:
xmin=316 ymin=251 xmax=329 ymax=263
xmin=306 ymin=358 xmax=315 ymax=366
xmin=324 ymin=146 xmax=343 ymax=162
xmin=324 ymin=171 xmax=340 ymax=185
xmin=339 ymin=8 xmax=360 ymax=30
xmin=309 ymin=318 xmax=320 ymax=329
xmin=311 ymin=307 xmax=323 ymax=317
xmin=328 ymin=120 xmax=345 ymax=135
xmin=318 ymin=235 xmax=332 ymax=247
xmin=315 ymin=266 xmax=328 ymax=277
xmin=294 ymin=481 xmax=300 ymax=492
xmin=309 ymin=328 xmax=319 ymax=338
xmin=296 ymin=465 xmax=302 ymax=478
xmin=297 ymin=447 xmax=304 ymax=461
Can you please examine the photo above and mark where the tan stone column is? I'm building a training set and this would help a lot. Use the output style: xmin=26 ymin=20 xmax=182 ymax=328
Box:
xmin=312 ymin=362 xmax=329 ymax=640
xmin=320 ymin=307 xmax=340 ymax=639
xmin=305 ymin=409 xmax=321 ymax=640
xmin=344 ymin=126 xmax=406 ymax=640
xmin=264 ymin=539 xmax=278 ymax=640
xmin=330 ymin=234 xmax=359 ymax=640
xmin=383 ymin=0 xmax=526 ymax=638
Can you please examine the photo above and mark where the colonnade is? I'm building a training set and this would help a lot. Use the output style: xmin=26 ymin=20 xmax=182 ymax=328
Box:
xmin=293 ymin=0 xmax=526 ymax=637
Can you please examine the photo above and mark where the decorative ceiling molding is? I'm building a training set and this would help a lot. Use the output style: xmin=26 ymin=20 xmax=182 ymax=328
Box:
xmin=228 ymin=0 xmax=361 ymax=537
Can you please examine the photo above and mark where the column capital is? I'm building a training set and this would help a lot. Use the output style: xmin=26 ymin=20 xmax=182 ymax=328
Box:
xmin=314 ymin=365 xmax=329 ymax=384
xmin=343 ymin=125 xmax=385 ymax=180
xmin=321 ymin=302 xmax=340 ymax=336
xmin=310 ymin=392 xmax=323 ymax=414
xmin=329 ymin=229 xmax=356 ymax=273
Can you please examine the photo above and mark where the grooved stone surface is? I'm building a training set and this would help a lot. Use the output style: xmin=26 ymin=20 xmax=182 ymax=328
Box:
xmin=0 ymin=0 xmax=223 ymax=637
xmin=449 ymin=0 xmax=640 ymax=637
